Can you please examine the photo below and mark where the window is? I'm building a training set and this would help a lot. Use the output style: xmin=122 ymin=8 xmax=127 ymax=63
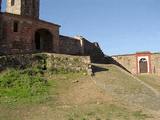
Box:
xmin=11 ymin=0 xmax=15 ymax=6
xmin=13 ymin=21 xmax=19 ymax=32
xmin=33 ymin=0 xmax=35 ymax=9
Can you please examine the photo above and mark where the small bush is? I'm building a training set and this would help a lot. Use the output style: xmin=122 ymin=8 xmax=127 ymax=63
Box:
xmin=0 ymin=69 xmax=49 ymax=103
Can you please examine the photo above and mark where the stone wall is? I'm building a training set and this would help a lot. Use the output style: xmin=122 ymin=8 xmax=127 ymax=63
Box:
xmin=46 ymin=53 xmax=91 ymax=72
xmin=112 ymin=53 xmax=160 ymax=75
xmin=0 ymin=53 xmax=91 ymax=73
xmin=83 ymin=39 xmax=104 ymax=62
xmin=59 ymin=35 xmax=82 ymax=55
xmin=151 ymin=53 xmax=160 ymax=75
xmin=60 ymin=35 xmax=104 ymax=63
xmin=0 ymin=13 xmax=2 ymax=42
xmin=6 ymin=0 xmax=39 ymax=19
xmin=0 ymin=13 xmax=104 ymax=62
xmin=6 ymin=0 xmax=21 ymax=15
xmin=112 ymin=54 xmax=137 ymax=74
xmin=0 ymin=0 xmax=1 ymax=12
xmin=0 ymin=13 xmax=60 ymax=54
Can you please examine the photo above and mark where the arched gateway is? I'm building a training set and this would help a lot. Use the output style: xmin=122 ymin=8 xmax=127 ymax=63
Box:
xmin=35 ymin=29 xmax=53 ymax=52
xmin=139 ymin=58 xmax=148 ymax=73
xmin=136 ymin=52 xmax=151 ymax=74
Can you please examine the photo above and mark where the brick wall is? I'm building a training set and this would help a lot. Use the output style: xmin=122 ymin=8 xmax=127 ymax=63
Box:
xmin=0 ymin=13 xmax=60 ymax=54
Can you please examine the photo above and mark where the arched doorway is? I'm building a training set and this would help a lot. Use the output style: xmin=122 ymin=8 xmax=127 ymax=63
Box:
xmin=139 ymin=58 xmax=148 ymax=73
xmin=35 ymin=29 xmax=53 ymax=52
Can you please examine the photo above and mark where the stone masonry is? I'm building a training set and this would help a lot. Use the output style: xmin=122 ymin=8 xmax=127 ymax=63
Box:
xmin=0 ymin=0 xmax=104 ymax=63
xmin=6 ymin=0 xmax=39 ymax=19
xmin=112 ymin=52 xmax=160 ymax=75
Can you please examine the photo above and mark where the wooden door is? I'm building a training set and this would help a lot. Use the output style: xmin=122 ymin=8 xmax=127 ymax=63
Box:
xmin=139 ymin=58 xmax=148 ymax=73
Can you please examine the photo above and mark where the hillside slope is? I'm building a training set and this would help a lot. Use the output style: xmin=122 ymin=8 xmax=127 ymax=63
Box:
xmin=138 ymin=74 xmax=160 ymax=92
xmin=93 ymin=64 xmax=160 ymax=110
xmin=1 ymin=64 xmax=160 ymax=120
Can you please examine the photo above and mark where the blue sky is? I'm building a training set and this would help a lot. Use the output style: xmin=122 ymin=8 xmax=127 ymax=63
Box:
xmin=1 ymin=0 xmax=160 ymax=55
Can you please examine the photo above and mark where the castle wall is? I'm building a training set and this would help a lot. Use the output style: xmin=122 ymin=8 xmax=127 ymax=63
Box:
xmin=112 ymin=53 xmax=160 ymax=75
xmin=6 ymin=0 xmax=21 ymax=15
xmin=0 ymin=13 xmax=2 ymax=42
xmin=151 ymin=53 xmax=160 ymax=75
xmin=83 ymin=40 xmax=103 ymax=56
xmin=0 ymin=13 xmax=60 ymax=54
xmin=112 ymin=54 xmax=137 ymax=74
xmin=6 ymin=0 xmax=39 ymax=19
xmin=59 ymin=35 xmax=82 ymax=55
xmin=0 ymin=13 xmax=104 ymax=63
xmin=59 ymin=35 xmax=104 ymax=62
xmin=0 ymin=0 xmax=2 ymax=12
xmin=0 ymin=0 xmax=105 ymax=64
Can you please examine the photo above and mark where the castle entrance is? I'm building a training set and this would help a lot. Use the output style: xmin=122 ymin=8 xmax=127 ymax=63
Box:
xmin=35 ymin=29 xmax=53 ymax=52
xmin=139 ymin=58 xmax=148 ymax=73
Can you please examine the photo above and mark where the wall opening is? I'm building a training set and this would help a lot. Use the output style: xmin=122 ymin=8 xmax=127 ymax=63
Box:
xmin=11 ymin=0 xmax=15 ymax=6
xmin=139 ymin=58 xmax=148 ymax=73
xmin=35 ymin=29 xmax=53 ymax=52
xmin=13 ymin=21 xmax=19 ymax=32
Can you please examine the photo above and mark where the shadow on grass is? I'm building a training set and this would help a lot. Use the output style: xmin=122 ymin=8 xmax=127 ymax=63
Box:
xmin=92 ymin=65 xmax=109 ymax=73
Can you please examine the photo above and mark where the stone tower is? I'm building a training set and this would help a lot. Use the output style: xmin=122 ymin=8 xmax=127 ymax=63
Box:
xmin=6 ymin=0 xmax=39 ymax=19
xmin=0 ymin=0 xmax=2 ymax=41
xmin=0 ymin=0 xmax=2 ymax=12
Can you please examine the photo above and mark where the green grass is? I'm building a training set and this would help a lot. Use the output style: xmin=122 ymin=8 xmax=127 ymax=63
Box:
xmin=0 ymin=70 xmax=86 ymax=120
xmin=0 ymin=63 xmax=84 ymax=105
xmin=0 ymin=68 xmax=51 ymax=104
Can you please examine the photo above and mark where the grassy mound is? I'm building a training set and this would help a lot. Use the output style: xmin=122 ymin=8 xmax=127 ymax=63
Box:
xmin=0 ymin=68 xmax=50 ymax=104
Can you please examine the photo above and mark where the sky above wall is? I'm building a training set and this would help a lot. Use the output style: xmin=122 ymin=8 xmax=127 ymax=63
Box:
xmin=1 ymin=0 xmax=160 ymax=55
